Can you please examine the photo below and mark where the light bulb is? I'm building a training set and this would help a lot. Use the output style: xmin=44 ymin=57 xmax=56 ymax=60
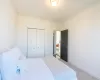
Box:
xmin=52 ymin=1 xmax=57 ymax=6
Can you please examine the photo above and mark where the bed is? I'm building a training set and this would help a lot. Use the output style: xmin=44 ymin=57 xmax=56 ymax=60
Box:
xmin=1 ymin=47 xmax=77 ymax=80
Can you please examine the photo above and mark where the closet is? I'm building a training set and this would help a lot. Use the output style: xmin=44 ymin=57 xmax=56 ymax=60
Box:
xmin=27 ymin=28 xmax=45 ymax=58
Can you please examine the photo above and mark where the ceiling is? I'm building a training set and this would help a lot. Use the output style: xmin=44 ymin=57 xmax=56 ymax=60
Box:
xmin=12 ymin=0 xmax=100 ymax=22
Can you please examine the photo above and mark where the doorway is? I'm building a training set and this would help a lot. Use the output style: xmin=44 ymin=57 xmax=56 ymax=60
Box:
xmin=53 ymin=30 xmax=68 ymax=62
xmin=53 ymin=31 xmax=61 ymax=58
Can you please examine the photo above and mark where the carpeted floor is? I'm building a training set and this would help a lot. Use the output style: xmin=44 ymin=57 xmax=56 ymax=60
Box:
xmin=59 ymin=59 xmax=99 ymax=80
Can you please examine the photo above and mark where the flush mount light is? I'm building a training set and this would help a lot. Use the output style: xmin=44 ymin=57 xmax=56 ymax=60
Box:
xmin=50 ymin=0 xmax=59 ymax=6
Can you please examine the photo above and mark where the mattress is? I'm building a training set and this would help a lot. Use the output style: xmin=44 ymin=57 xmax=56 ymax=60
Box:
xmin=43 ymin=57 xmax=77 ymax=80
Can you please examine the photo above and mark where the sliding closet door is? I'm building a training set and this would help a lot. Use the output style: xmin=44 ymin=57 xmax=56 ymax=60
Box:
xmin=37 ymin=29 xmax=45 ymax=57
xmin=28 ymin=29 xmax=37 ymax=57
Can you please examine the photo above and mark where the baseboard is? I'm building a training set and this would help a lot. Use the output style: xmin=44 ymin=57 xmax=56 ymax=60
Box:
xmin=69 ymin=62 xmax=100 ymax=80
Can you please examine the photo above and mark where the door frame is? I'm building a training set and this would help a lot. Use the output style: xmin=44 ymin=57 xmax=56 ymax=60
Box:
xmin=27 ymin=27 xmax=45 ymax=58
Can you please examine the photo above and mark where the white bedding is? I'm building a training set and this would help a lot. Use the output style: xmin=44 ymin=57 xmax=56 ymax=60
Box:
xmin=1 ymin=47 xmax=77 ymax=80
xmin=2 ymin=52 xmax=77 ymax=80
xmin=43 ymin=57 xmax=77 ymax=80
xmin=18 ymin=57 xmax=77 ymax=80
xmin=18 ymin=58 xmax=55 ymax=80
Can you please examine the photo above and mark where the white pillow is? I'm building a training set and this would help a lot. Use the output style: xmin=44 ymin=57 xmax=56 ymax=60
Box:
xmin=9 ymin=47 xmax=26 ymax=60
xmin=1 ymin=47 xmax=26 ymax=80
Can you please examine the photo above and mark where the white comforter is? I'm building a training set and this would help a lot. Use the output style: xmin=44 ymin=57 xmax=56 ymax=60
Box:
xmin=17 ymin=57 xmax=77 ymax=80
xmin=18 ymin=58 xmax=55 ymax=80
xmin=43 ymin=57 xmax=77 ymax=80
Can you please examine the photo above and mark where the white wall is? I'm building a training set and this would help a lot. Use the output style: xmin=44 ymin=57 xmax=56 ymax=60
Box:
xmin=55 ymin=22 xmax=65 ymax=31
xmin=64 ymin=3 xmax=100 ymax=79
xmin=0 ymin=0 xmax=17 ymax=52
xmin=16 ymin=15 xmax=58 ymax=56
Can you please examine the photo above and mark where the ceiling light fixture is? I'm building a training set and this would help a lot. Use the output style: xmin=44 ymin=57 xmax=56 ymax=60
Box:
xmin=50 ymin=0 xmax=59 ymax=6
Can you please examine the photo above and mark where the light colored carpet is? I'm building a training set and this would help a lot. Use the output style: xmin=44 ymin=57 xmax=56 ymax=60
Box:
xmin=59 ymin=59 xmax=98 ymax=80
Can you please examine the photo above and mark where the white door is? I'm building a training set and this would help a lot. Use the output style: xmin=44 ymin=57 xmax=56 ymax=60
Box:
xmin=37 ymin=29 xmax=45 ymax=57
xmin=28 ymin=29 xmax=37 ymax=57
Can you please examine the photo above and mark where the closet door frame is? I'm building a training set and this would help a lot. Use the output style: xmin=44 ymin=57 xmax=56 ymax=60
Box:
xmin=27 ymin=27 xmax=45 ymax=58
